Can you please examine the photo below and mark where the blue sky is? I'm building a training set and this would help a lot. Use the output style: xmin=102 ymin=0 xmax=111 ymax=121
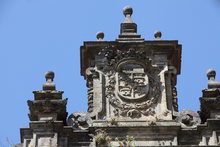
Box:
xmin=0 ymin=0 xmax=220 ymax=145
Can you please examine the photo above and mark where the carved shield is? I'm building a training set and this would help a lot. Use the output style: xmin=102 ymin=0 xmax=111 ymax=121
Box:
xmin=116 ymin=63 xmax=149 ymax=100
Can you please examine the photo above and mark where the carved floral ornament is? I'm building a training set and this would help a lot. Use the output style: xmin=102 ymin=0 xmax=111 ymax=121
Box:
xmin=97 ymin=47 xmax=162 ymax=118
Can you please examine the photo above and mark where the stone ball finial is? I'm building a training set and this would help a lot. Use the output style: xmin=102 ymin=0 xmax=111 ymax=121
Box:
xmin=123 ymin=6 xmax=133 ymax=16
xmin=154 ymin=30 xmax=162 ymax=40
xmin=43 ymin=71 xmax=56 ymax=90
xmin=96 ymin=32 xmax=104 ymax=41
xmin=207 ymin=69 xmax=216 ymax=80
xmin=206 ymin=69 xmax=220 ymax=89
xmin=45 ymin=71 xmax=55 ymax=81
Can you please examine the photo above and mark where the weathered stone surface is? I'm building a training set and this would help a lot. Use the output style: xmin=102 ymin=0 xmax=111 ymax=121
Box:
xmin=28 ymin=98 xmax=68 ymax=122
xmin=80 ymin=7 xmax=181 ymax=122
xmin=67 ymin=111 xmax=92 ymax=130
xmin=17 ymin=6 xmax=220 ymax=147
xmin=200 ymin=69 xmax=220 ymax=123
xmin=176 ymin=110 xmax=201 ymax=128
xmin=18 ymin=71 xmax=72 ymax=147
xmin=116 ymin=6 xmax=144 ymax=42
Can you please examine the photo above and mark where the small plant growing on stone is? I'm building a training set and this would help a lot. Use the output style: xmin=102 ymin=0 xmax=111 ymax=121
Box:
xmin=115 ymin=135 xmax=135 ymax=147
xmin=147 ymin=120 xmax=156 ymax=126
xmin=109 ymin=117 xmax=118 ymax=126
xmin=93 ymin=129 xmax=112 ymax=147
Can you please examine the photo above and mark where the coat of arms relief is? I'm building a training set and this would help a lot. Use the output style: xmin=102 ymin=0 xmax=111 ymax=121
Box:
xmin=86 ymin=47 xmax=163 ymax=119
xmin=116 ymin=63 xmax=149 ymax=100
xmin=87 ymin=47 xmax=164 ymax=119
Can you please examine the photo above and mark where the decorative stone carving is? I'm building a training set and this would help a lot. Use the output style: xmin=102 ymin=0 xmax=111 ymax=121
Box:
xmin=28 ymin=99 xmax=68 ymax=122
xmin=154 ymin=30 xmax=162 ymax=40
xmin=172 ymin=87 xmax=178 ymax=112
xmin=86 ymin=68 xmax=99 ymax=113
xmin=176 ymin=110 xmax=201 ymax=128
xmin=96 ymin=32 xmax=104 ymax=41
xmin=116 ymin=64 xmax=149 ymax=100
xmin=20 ymin=5 xmax=220 ymax=147
xmin=27 ymin=71 xmax=68 ymax=123
xmin=43 ymin=71 xmax=56 ymax=90
xmin=207 ymin=69 xmax=220 ymax=89
xmin=200 ymin=69 xmax=220 ymax=122
xmin=67 ymin=111 xmax=92 ymax=130
xmin=107 ymin=70 xmax=161 ymax=118
xmin=116 ymin=6 xmax=144 ymax=42
xmin=95 ymin=47 xmax=162 ymax=119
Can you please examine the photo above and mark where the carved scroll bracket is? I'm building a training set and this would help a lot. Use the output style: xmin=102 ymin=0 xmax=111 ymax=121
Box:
xmin=86 ymin=67 xmax=101 ymax=119
xmin=157 ymin=65 xmax=172 ymax=119
xmin=164 ymin=66 xmax=178 ymax=112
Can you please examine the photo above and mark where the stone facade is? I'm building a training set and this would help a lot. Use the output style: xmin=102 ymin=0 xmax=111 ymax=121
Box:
xmin=17 ymin=6 xmax=220 ymax=147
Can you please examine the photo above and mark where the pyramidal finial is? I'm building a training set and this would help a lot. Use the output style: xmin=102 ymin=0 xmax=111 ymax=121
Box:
xmin=43 ymin=71 xmax=56 ymax=90
xmin=116 ymin=6 xmax=144 ymax=42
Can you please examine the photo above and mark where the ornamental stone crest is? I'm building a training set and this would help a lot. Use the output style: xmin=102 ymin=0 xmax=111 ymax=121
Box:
xmin=116 ymin=61 xmax=149 ymax=100
xmin=95 ymin=47 xmax=162 ymax=119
